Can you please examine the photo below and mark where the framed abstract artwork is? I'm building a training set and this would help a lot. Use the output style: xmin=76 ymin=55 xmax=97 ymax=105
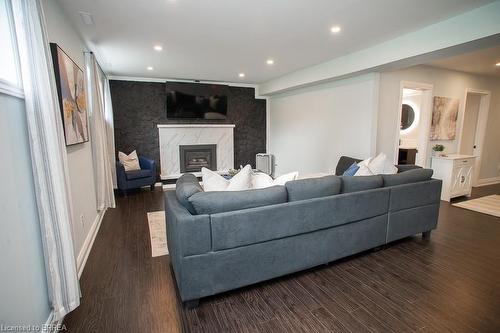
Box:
xmin=430 ymin=96 xmax=459 ymax=141
xmin=50 ymin=43 xmax=89 ymax=145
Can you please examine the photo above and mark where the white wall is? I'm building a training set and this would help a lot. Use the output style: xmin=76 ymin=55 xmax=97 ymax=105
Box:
xmin=269 ymin=74 xmax=379 ymax=176
xmin=377 ymin=65 xmax=500 ymax=181
xmin=0 ymin=93 xmax=50 ymax=326
xmin=42 ymin=0 xmax=99 ymax=269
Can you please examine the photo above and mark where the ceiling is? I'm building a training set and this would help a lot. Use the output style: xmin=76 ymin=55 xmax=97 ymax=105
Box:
xmin=428 ymin=45 xmax=500 ymax=77
xmin=58 ymin=0 xmax=494 ymax=84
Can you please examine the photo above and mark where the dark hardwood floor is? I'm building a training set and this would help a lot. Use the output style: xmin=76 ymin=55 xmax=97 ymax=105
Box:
xmin=63 ymin=184 xmax=500 ymax=332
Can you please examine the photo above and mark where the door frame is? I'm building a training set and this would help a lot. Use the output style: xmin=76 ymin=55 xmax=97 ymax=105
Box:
xmin=394 ymin=81 xmax=434 ymax=167
xmin=456 ymin=88 xmax=491 ymax=186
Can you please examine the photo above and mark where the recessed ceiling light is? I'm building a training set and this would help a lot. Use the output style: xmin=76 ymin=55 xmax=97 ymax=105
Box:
xmin=238 ymin=73 xmax=245 ymax=78
xmin=266 ymin=59 xmax=275 ymax=65
xmin=496 ymin=62 xmax=500 ymax=67
xmin=147 ymin=66 xmax=154 ymax=71
xmin=330 ymin=25 xmax=341 ymax=34
xmin=153 ymin=45 xmax=163 ymax=51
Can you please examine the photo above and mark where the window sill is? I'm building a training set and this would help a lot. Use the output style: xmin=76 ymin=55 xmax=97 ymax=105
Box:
xmin=0 ymin=79 xmax=24 ymax=99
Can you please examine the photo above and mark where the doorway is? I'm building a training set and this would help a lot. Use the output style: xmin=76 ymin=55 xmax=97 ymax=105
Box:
xmin=457 ymin=88 xmax=491 ymax=186
xmin=394 ymin=82 xmax=433 ymax=167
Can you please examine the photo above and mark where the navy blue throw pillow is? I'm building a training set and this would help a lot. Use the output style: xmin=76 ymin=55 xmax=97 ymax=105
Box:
xmin=343 ymin=162 xmax=360 ymax=176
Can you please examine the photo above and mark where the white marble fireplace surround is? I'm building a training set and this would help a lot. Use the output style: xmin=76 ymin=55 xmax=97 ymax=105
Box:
xmin=158 ymin=124 xmax=235 ymax=180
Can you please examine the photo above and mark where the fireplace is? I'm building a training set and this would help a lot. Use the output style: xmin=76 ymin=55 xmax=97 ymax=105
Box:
xmin=179 ymin=144 xmax=217 ymax=173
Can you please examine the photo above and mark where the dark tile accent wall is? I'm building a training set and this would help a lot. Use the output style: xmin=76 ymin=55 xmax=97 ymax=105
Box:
xmin=110 ymin=80 xmax=266 ymax=180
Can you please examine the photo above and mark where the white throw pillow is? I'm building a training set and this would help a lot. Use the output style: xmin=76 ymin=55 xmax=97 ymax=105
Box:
xmin=273 ymin=172 xmax=299 ymax=186
xmin=251 ymin=172 xmax=274 ymax=189
xmin=251 ymin=171 xmax=299 ymax=189
xmin=368 ymin=153 xmax=398 ymax=175
xmin=201 ymin=165 xmax=252 ymax=191
xmin=118 ymin=150 xmax=141 ymax=171
xmin=354 ymin=164 xmax=374 ymax=176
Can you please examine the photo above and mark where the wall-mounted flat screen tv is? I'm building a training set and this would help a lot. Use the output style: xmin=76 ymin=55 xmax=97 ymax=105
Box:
xmin=166 ymin=87 xmax=228 ymax=120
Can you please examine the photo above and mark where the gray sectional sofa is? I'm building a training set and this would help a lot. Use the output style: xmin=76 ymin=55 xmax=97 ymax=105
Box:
xmin=165 ymin=156 xmax=442 ymax=307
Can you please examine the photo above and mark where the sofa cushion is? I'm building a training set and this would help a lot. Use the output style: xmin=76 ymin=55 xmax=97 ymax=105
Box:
xmin=286 ymin=175 xmax=341 ymax=202
xmin=382 ymin=168 xmax=433 ymax=187
xmin=335 ymin=156 xmax=362 ymax=175
xmin=341 ymin=175 xmax=383 ymax=193
xmin=189 ymin=185 xmax=287 ymax=215
xmin=176 ymin=173 xmax=203 ymax=214
xmin=252 ymin=171 xmax=299 ymax=189
xmin=343 ymin=163 xmax=359 ymax=176
xmin=202 ymin=165 xmax=252 ymax=191
xmin=125 ymin=169 xmax=152 ymax=180
xmin=367 ymin=153 xmax=398 ymax=175
xmin=209 ymin=188 xmax=390 ymax=251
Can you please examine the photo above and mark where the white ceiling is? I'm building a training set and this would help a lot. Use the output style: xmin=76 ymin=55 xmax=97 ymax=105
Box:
xmin=428 ymin=45 xmax=500 ymax=77
xmin=58 ymin=0 xmax=494 ymax=84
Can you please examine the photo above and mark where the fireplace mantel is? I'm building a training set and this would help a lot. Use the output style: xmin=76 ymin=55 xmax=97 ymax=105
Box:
xmin=157 ymin=124 xmax=235 ymax=180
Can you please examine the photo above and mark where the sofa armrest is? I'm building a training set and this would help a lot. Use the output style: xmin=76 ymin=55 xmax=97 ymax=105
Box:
xmin=164 ymin=191 xmax=211 ymax=257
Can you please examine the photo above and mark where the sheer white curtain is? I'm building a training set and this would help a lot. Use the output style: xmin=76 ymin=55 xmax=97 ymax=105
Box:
xmin=103 ymin=74 xmax=117 ymax=188
xmin=11 ymin=0 xmax=80 ymax=320
xmin=85 ymin=52 xmax=116 ymax=210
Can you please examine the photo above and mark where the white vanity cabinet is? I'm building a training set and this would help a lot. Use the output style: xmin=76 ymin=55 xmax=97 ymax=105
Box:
xmin=431 ymin=154 xmax=476 ymax=202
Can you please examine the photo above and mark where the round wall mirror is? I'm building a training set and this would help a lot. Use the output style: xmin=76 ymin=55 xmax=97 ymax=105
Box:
xmin=400 ymin=104 xmax=415 ymax=130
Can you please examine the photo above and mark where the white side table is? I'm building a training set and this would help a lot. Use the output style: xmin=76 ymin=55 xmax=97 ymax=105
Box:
xmin=431 ymin=154 xmax=476 ymax=202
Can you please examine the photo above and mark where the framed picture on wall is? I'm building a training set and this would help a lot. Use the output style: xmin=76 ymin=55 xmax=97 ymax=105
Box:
xmin=430 ymin=96 xmax=459 ymax=141
xmin=50 ymin=43 xmax=89 ymax=146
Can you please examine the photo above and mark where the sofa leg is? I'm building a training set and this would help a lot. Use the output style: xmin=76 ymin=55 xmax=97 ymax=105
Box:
xmin=150 ymin=184 xmax=155 ymax=191
xmin=422 ymin=231 xmax=431 ymax=240
xmin=184 ymin=299 xmax=199 ymax=309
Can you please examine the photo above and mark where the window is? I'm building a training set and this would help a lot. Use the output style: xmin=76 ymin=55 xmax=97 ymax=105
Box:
xmin=0 ymin=0 xmax=22 ymax=96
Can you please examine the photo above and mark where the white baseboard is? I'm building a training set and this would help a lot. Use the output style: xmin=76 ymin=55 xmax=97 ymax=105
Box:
xmin=76 ymin=209 xmax=106 ymax=278
xmin=476 ymin=176 xmax=500 ymax=187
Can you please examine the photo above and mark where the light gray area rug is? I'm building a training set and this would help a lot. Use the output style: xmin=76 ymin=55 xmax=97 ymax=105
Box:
xmin=453 ymin=195 xmax=500 ymax=218
xmin=147 ymin=211 xmax=168 ymax=257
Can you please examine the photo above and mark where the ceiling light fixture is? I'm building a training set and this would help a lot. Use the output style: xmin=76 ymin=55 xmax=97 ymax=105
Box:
xmin=266 ymin=59 xmax=274 ymax=65
xmin=496 ymin=62 xmax=500 ymax=67
xmin=330 ymin=25 xmax=341 ymax=34
xmin=78 ymin=11 xmax=94 ymax=25
xmin=238 ymin=73 xmax=245 ymax=78
xmin=147 ymin=66 xmax=154 ymax=71
xmin=153 ymin=45 xmax=163 ymax=51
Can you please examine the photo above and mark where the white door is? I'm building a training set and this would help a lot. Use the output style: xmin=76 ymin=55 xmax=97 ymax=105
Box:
xmin=459 ymin=93 xmax=481 ymax=156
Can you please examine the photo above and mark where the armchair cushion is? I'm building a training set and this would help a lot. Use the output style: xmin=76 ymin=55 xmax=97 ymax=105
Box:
xmin=126 ymin=169 xmax=153 ymax=180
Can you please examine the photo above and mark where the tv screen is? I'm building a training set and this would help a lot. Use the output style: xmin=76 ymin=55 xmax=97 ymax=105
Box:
xmin=166 ymin=90 xmax=228 ymax=119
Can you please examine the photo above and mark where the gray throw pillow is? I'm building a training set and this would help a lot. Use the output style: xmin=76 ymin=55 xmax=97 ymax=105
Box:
xmin=189 ymin=185 xmax=287 ymax=215
xmin=382 ymin=168 xmax=433 ymax=187
xmin=340 ymin=175 xmax=383 ymax=193
xmin=286 ymin=175 xmax=341 ymax=201
xmin=175 ymin=173 xmax=203 ymax=214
